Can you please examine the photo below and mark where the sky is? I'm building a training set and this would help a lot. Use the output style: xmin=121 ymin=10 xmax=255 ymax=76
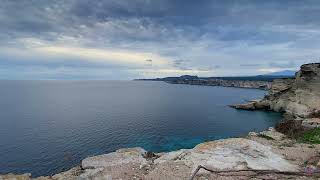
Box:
xmin=0 ymin=0 xmax=320 ymax=80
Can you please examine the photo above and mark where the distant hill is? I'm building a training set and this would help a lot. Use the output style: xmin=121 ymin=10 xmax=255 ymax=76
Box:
xmin=208 ymin=75 xmax=293 ymax=82
xmin=136 ymin=73 xmax=295 ymax=82
xmin=263 ymin=70 xmax=296 ymax=76
xmin=136 ymin=70 xmax=297 ymax=82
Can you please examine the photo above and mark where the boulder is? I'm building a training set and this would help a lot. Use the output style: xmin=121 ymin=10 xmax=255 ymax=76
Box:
xmin=259 ymin=127 xmax=286 ymax=141
xmin=155 ymin=138 xmax=298 ymax=172
xmin=82 ymin=147 xmax=147 ymax=169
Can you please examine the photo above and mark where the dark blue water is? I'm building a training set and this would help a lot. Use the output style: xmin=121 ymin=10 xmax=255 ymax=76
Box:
xmin=0 ymin=80 xmax=282 ymax=177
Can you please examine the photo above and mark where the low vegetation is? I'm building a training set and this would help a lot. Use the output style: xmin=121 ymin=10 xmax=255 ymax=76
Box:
xmin=257 ymin=134 xmax=275 ymax=140
xmin=298 ymin=128 xmax=320 ymax=144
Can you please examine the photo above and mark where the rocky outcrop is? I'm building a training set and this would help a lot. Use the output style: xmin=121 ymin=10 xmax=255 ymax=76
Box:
xmin=229 ymin=102 xmax=257 ymax=110
xmin=230 ymin=63 xmax=320 ymax=138
xmin=4 ymin=136 xmax=312 ymax=180
xmin=266 ymin=63 xmax=320 ymax=118
xmin=156 ymin=138 xmax=298 ymax=172
xmin=4 ymin=130 xmax=320 ymax=179
xmin=232 ymin=63 xmax=320 ymax=129
xmin=79 ymin=138 xmax=299 ymax=179
xmin=229 ymin=100 xmax=269 ymax=110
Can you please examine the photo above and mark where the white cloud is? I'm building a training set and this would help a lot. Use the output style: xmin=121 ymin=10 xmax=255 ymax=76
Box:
xmin=257 ymin=68 xmax=296 ymax=73
xmin=32 ymin=46 xmax=169 ymax=67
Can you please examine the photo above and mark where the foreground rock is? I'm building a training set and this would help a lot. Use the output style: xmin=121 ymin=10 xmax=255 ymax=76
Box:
xmin=155 ymin=138 xmax=298 ymax=172
xmin=3 ymin=134 xmax=320 ymax=179
xmin=67 ymin=138 xmax=301 ymax=179
xmin=4 ymin=132 xmax=320 ymax=179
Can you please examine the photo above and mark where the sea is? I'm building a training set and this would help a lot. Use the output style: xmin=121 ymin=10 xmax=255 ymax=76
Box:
xmin=0 ymin=80 xmax=282 ymax=177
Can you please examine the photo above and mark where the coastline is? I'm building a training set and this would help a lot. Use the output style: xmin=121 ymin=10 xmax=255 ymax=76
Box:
xmin=2 ymin=63 xmax=319 ymax=179
xmin=165 ymin=79 xmax=272 ymax=90
xmin=136 ymin=75 xmax=276 ymax=90
xmin=3 ymin=128 xmax=320 ymax=179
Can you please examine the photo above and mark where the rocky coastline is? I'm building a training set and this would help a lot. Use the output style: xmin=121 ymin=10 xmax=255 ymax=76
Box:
xmin=2 ymin=63 xmax=320 ymax=180
xmin=230 ymin=63 xmax=320 ymax=134
xmin=166 ymin=78 xmax=272 ymax=90
xmin=3 ymin=128 xmax=320 ymax=180
xmin=137 ymin=75 xmax=275 ymax=90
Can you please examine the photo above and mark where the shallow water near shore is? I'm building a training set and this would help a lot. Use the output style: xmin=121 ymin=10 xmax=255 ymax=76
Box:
xmin=0 ymin=80 xmax=282 ymax=177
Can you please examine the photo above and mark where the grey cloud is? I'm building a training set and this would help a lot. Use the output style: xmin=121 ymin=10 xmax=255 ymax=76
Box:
xmin=1 ymin=0 xmax=320 ymax=79
xmin=268 ymin=61 xmax=296 ymax=68
xmin=171 ymin=59 xmax=191 ymax=70
xmin=240 ymin=64 xmax=263 ymax=67
xmin=2 ymin=0 xmax=320 ymax=47
xmin=197 ymin=66 xmax=217 ymax=71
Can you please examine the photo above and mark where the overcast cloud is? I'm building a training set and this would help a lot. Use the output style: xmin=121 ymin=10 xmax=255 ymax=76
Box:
xmin=0 ymin=0 xmax=320 ymax=79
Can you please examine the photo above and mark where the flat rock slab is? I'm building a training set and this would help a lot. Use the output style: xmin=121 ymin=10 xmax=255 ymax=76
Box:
xmin=259 ymin=127 xmax=286 ymax=141
xmin=0 ymin=138 xmax=300 ymax=179
xmin=80 ymin=147 xmax=148 ymax=179
xmin=82 ymin=147 xmax=147 ymax=169
xmin=155 ymin=138 xmax=298 ymax=173
xmin=77 ymin=138 xmax=299 ymax=179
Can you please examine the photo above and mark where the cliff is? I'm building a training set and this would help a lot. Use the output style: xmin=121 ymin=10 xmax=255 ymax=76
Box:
xmin=265 ymin=63 xmax=320 ymax=118
xmin=231 ymin=63 xmax=320 ymax=130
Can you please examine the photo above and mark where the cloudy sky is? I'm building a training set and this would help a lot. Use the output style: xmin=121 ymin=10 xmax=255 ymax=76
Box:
xmin=0 ymin=0 xmax=319 ymax=79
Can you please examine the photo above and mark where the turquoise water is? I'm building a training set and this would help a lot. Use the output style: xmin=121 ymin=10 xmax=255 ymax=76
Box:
xmin=0 ymin=80 xmax=282 ymax=177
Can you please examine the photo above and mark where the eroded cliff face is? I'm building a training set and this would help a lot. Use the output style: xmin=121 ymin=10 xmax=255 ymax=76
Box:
xmin=231 ymin=63 xmax=320 ymax=132
xmin=232 ymin=63 xmax=320 ymax=117
xmin=265 ymin=63 xmax=320 ymax=118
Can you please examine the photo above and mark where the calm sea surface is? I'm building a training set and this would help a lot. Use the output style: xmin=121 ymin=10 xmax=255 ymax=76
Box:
xmin=0 ymin=80 xmax=282 ymax=177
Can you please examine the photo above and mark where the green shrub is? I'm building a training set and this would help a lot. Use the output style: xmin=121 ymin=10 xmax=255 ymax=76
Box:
xmin=299 ymin=128 xmax=320 ymax=144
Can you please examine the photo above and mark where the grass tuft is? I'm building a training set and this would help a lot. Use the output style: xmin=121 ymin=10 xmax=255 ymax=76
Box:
xmin=257 ymin=134 xmax=275 ymax=140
